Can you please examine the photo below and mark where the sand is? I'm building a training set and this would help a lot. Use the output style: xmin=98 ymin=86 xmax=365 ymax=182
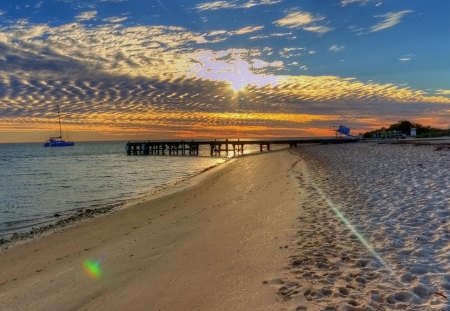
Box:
xmin=1 ymin=143 xmax=449 ymax=311
xmin=0 ymin=150 xmax=302 ymax=311
xmin=279 ymin=143 xmax=450 ymax=310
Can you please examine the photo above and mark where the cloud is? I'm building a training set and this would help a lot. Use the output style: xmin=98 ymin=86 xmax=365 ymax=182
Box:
xmin=195 ymin=0 xmax=281 ymax=11
xmin=0 ymin=19 xmax=283 ymax=93
xmin=249 ymin=32 xmax=295 ymax=40
xmin=341 ymin=0 xmax=382 ymax=6
xmin=75 ymin=11 xmax=98 ymax=21
xmin=287 ymin=62 xmax=308 ymax=70
xmin=204 ymin=26 xmax=264 ymax=39
xmin=341 ymin=0 xmax=368 ymax=5
xmin=436 ymin=89 xmax=450 ymax=96
xmin=0 ymin=21 xmax=212 ymax=79
xmin=1 ymin=66 xmax=450 ymax=142
xmin=196 ymin=1 xmax=235 ymax=11
xmin=231 ymin=25 xmax=264 ymax=35
xmin=276 ymin=76 xmax=450 ymax=105
xmin=205 ymin=30 xmax=228 ymax=36
xmin=103 ymin=16 xmax=128 ymax=23
xmin=398 ymin=54 xmax=415 ymax=62
xmin=303 ymin=25 xmax=332 ymax=34
xmin=329 ymin=45 xmax=345 ymax=52
xmin=274 ymin=10 xmax=332 ymax=34
xmin=242 ymin=0 xmax=282 ymax=8
xmin=370 ymin=10 xmax=413 ymax=32
xmin=201 ymin=26 xmax=264 ymax=42
xmin=279 ymin=47 xmax=307 ymax=58
xmin=1 ymin=19 xmax=449 ymax=141
xmin=2 ymin=67 xmax=449 ymax=142
xmin=275 ymin=11 xmax=320 ymax=27
xmin=0 ymin=40 xmax=88 ymax=75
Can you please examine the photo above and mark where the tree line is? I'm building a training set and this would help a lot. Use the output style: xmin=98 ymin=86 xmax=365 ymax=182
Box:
xmin=363 ymin=120 xmax=450 ymax=138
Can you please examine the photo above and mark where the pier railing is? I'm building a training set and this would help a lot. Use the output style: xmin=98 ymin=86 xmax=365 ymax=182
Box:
xmin=125 ymin=138 xmax=358 ymax=157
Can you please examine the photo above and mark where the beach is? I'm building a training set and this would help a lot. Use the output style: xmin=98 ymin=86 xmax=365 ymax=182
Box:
xmin=1 ymin=143 xmax=449 ymax=310
xmin=0 ymin=150 xmax=302 ymax=311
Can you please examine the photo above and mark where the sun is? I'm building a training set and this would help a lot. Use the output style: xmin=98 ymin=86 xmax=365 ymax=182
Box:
xmin=229 ymin=80 xmax=248 ymax=92
xmin=191 ymin=51 xmax=281 ymax=92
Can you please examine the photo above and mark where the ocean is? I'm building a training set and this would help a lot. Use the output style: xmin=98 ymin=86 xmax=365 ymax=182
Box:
xmin=0 ymin=142 xmax=227 ymax=238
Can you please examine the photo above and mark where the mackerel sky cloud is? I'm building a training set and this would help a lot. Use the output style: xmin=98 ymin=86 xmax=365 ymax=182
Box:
xmin=196 ymin=0 xmax=281 ymax=11
xmin=0 ymin=0 xmax=449 ymax=142
xmin=274 ymin=10 xmax=332 ymax=34
xmin=75 ymin=11 xmax=98 ymax=21
xmin=370 ymin=10 xmax=413 ymax=32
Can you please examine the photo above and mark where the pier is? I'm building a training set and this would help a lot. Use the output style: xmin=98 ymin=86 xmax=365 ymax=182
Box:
xmin=125 ymin=138 xmax=358 ymax=157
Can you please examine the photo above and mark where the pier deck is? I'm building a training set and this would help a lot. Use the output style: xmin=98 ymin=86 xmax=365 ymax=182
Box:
xmin=125 ymin=138 xmax=358 ymax=156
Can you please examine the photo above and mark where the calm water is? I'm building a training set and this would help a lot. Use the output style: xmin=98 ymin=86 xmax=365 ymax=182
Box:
xmin=0 ymin=142 xmax=226 ymax=238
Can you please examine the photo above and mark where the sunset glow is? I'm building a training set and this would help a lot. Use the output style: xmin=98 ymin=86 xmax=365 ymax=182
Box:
xmin=0 ymin=1 xmax=449 ymax=142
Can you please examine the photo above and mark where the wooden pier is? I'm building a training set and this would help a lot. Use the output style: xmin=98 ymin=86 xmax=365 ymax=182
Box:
xmin=125 ymin=138 xmax=358 ymax=157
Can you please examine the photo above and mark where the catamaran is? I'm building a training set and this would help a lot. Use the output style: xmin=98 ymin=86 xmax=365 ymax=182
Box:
xmin=43 ymin=104 xmax=75 ymax=147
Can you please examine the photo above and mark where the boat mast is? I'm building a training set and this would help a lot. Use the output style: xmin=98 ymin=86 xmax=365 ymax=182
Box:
xmin=57 ymin=104 xmax=62 ymax=138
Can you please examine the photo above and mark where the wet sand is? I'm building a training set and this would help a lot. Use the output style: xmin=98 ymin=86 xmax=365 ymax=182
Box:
xmin=0 ymin=150 xmax=302 ymax=311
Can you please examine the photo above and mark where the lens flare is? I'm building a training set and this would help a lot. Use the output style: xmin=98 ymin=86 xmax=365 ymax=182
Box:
xmin=310 ymin=182 xmax=403 ymax=285
xmin=83 ymin=259 xmax=102 ymax=279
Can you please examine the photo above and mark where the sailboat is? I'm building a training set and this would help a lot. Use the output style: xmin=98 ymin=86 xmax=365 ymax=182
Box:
xmin=43 ymin=104 xmax=75 ymax=147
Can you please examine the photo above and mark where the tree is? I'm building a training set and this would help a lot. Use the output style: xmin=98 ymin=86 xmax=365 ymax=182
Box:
xmin=388 ymin=120 xmax=413 ymax=133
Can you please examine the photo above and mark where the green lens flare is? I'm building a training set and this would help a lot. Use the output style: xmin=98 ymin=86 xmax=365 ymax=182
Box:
xmin=83 ymin=259 xmax=102 ymax=279
xmin=311 ymin=182 xmax=403 ymax=285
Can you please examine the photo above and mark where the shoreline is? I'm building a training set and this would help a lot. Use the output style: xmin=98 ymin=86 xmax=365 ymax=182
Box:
xmin=1 ymin=145 xmax=292 ymax=249
xmin=0 ymin=148 xmax=303 ymax=310
xmin=0 ymin=156 xmax=231 ymax=250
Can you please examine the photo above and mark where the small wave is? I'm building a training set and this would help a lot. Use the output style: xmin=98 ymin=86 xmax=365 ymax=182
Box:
xmin=0 ymin=217 xmax=55 ymax=236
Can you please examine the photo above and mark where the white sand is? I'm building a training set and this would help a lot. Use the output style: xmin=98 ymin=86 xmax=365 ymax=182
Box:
xmin=280 ymin=143 xmax=449 ymax=310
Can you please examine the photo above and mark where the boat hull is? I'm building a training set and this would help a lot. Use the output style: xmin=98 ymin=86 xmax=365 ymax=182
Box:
xmin=43 ymin=141 xmax=75 ymax=147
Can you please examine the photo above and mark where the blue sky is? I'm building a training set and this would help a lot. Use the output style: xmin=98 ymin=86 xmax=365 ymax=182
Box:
xmin=0 ymin=0 xmax=449 ymax=142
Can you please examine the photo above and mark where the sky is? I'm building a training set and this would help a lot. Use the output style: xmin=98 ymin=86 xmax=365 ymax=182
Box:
xmin=0 ymin=0 xmax=449 ymax=142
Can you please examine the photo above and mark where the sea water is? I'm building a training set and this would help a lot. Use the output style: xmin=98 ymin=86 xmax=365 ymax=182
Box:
xmin=0 ymin=142 xmax=226 ymax=238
